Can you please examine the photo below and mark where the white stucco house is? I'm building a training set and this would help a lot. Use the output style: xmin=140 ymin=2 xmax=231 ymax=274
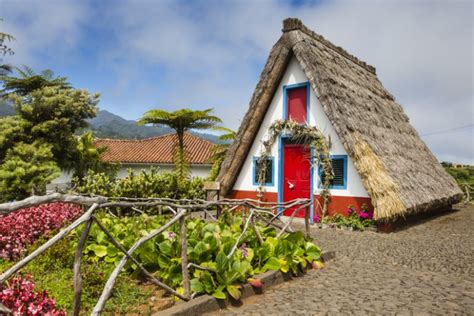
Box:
xmin=50 ymin=132 xmax=215 ymax=189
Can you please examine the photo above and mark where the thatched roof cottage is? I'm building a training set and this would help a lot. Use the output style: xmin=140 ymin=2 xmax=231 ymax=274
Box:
xmin=217 ymin=18 xmax=462 ymax=222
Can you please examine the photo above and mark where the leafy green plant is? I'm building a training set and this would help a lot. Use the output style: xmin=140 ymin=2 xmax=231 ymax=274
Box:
xmin=81 ymin=210 xmax=322 ymax=301
xmin=72 ymin=168 xmax=205 ymax=200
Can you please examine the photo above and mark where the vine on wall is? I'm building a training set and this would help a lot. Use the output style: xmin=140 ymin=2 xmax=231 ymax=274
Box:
xmin=256 ymin=119 xmax=333 ymax=215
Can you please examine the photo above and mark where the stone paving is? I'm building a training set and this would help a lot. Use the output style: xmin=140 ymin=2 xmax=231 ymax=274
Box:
xmin=207 ymin=205 xmax=474 ymax=315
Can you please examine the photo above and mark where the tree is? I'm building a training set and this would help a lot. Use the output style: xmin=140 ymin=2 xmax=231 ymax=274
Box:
xmin=0 ymin=82 xmax=99 ymax=201
xmin=0 ymin=141 xmax=59 ymax=202
xmin=138 ymin=108 xmax=222 ymax=181
xmin=73 ymin=131 xmax=114 ymax=180
xmin=9 ymin=86 xmax=99 ymax=169
xmin=0 ymin=19 xmax=15 ymax=76
xmin=208 ymin=127 xmax=236 ymax=180
xmin=1 ymin=65 xmax=70 ymax=97
xmin=0 ymin=116 xmax=26 ymax=162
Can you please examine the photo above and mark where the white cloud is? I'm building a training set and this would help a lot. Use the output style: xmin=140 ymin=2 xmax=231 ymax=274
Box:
xmin=2 ymin=0 xmax=472 ymax=163
xmin=0 ymin=0 xmax=89 ymax=66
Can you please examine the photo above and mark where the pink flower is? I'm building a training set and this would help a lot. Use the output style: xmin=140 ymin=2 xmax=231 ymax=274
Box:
xmin=0 ymin=203 xmax=82 ymax=260
xmin=358 ymin=212 xmax=371 ymax=219
xmin=240 ymin=244 xmax=249 ymax=259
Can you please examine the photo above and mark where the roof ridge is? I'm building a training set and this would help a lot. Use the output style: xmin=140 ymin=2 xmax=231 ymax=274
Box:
xmin=94 ymin=132 xmax=179 ymax=143
xmin=282 ymin=18 xmax=376 ymax=74
xmin=94 ymin=131 xmax=215 ymax=145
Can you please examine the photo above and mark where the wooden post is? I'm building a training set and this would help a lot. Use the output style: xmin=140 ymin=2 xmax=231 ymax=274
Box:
xmin=304 ymin=205 xmax=310 ymax=240
xmin=73 ymin=217 xmax=94 ymax=316
xmin=179 ymin=210 xmax=190 ymax=298
xmin=0 ymin=303 xmax=11 ymax=315
xmin=203 ymin=182 xmax=221 ymax=219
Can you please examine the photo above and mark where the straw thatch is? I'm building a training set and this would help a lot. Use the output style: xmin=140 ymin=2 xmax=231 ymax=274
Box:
xmin=217 ymin=18 xmax=462 ymax=221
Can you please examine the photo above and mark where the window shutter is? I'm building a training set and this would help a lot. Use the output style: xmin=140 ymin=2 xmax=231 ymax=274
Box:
xmin=331 ymin=158 xmax=345 ymax=187
xmin=320 ymin=156 xmax=346 ymax=188
xmin=254 ymin=157 xmax=273 ymax=185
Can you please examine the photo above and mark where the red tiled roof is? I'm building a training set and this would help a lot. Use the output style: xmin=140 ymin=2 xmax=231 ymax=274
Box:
xmin=94 ymin=132 xmax=215 ymax=165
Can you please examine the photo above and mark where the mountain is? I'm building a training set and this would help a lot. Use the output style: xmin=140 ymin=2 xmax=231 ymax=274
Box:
xmin=88 ymin=110 xmax=222 ymax=143
xmin=87 ymin=110 xmax=173 ymax=139
xmin=0 ymin=105 xmax=222 ymax=143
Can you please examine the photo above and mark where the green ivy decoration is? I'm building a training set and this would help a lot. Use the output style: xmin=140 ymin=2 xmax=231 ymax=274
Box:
xmin=256 ymin=119 xmax=333 ymax=215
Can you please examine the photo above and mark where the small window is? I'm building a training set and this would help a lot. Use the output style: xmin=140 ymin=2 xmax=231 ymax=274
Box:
xmin=319 ymin=155 xmax=347 ymax=189
xmin=253 ymin=157 xmax=274 ymax=186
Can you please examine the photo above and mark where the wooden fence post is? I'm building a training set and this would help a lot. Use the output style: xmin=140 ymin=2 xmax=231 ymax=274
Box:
xmin=73 ymin=217 xmax=94 ymax=316
xmin=305 ymin=205 xmax=310 ymax=240
xmin=179 ymin=209 xmax=190 ymax=298
xmin=203 ymin=182 xmax=221 ymax=218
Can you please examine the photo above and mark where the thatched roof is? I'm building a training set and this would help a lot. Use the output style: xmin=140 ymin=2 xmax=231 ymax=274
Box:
xmin=217 ymin=18 xmax=462 ymax=221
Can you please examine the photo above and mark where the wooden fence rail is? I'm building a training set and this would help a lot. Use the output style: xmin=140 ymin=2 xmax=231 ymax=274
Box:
xmin=0 ymin=194 xmax=313 ymax=315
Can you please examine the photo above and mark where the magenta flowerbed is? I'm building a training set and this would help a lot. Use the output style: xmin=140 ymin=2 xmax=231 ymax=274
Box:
xmin=0 ymin=203 xmax=82 ymax=260
xmin=0 ymin=275 xmax=65 ymax=315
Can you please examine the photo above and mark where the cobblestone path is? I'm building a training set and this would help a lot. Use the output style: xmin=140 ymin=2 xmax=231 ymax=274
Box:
xmin=208 ymin=205 xmax=474 ymax=315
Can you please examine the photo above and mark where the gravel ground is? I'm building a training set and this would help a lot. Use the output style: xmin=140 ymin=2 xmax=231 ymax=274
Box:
xmin=207 ymin=204 xmax=474 ymax=315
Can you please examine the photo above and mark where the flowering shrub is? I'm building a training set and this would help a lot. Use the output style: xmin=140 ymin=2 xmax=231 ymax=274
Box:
xmin=347 ymin=204 xmax=374 ymax=221
xmin=316 ymin=204 xmax=375 ymax=230
xmin=0 ymin=274 xmax=65 ymax=315
xmin=0 ymin=203 xmax=82 ymax=260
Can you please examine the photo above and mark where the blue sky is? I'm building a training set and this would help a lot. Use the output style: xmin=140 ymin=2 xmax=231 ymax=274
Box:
xmin=1 ymin=0 xmax=473 ymax=164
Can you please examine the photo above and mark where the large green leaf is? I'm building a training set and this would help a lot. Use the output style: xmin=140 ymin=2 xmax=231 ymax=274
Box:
xmin=232 ymin=260 xmax=251 ymax=275
xmin=285 ymin=231 xmax=304 ymax=245
xmin=263 ymin=257 xmax=280 ymax=271
xmin=279 ymin=258 xmax=289 ymax=273
xmin=190 ymin=279 xmax=204 ymax=293
xmin=106 ymin=245 xmax=118 ymax=257
xmin=157 ymin=255 xmax=171 ymax=269
xmin=201 ymin=271 xmax=216 ymax=293
xmin=226 ymin=285 xmax=241 ymax=300
xmin=96 ymin=231 xmax=106 ymax=244
xmin=194 ymin=241 xmax=208 ymax=256
xmin=158 ymin=240 xmax=173 ymax=257
xmin=216 ymin=251 xmax=229 ymax=272
xmin=95 ymin=245 xmax=108 ymax=257
xmin=212 ymin=289 xmax=226 ymax=299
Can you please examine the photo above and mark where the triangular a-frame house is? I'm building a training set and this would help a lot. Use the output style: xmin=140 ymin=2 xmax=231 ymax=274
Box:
xmin=217 ymin=18 xmax=462 ymax=222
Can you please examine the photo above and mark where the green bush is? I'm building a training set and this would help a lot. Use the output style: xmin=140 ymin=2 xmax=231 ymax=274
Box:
xmin=444 ymin=166 xmax=474 ymax=187
xmin=72 ymin=167 xmax=205 ymax=199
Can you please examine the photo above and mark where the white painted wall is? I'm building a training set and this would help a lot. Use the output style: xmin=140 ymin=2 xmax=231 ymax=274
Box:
xmin=233 ymin=56 xmax=369 ymax=198
xmin=51 ymin=163 xmax=212 ymax=185
xmin=116 ymin=164 xmax=211 ymax=179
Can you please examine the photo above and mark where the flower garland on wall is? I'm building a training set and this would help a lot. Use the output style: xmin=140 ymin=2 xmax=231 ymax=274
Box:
xmin=256 ymin=119 xmax=333 ymax=215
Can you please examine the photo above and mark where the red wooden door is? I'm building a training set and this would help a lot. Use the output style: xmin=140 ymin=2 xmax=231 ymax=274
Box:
xmin=287 ymin=87 xmax=307 ymax=123
xmin=283 ymin=144 xmax=311 ymax=217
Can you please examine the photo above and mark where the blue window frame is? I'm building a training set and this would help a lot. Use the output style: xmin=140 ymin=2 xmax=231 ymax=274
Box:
xmin=253 ymin=156 xmax=274 ymax=186
xmin=318 ymin=155 xmax=348 ymax=190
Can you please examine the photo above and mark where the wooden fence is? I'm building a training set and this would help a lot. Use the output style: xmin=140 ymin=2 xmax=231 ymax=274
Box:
xmin=0 ymin=194 xmax=312 ymax=315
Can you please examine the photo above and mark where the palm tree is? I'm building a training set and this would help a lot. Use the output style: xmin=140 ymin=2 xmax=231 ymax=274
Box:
xmin=0 ymin=20 xmax=15 ymax=76
xmin=208 ymin=127 xmax=236 ymax=180
xmin=0 ymin=65 xmax=70 ymax=96
xmin=73 ymin=131 xmax=111 ymax=180
xmin=138 ymin=108 xmax=222 ymax=181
